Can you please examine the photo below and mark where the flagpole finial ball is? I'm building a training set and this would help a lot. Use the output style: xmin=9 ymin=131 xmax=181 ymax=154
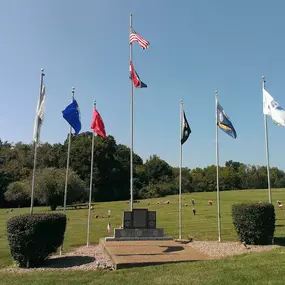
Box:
xmin=72 ymin=87 xmax=75 ymax=91
xmin=215 ymin=91 xmax=218 ymax=94
xmin=41 ymin=68 xmax=44 ymax=72
xmin=262 ymin=76 xmax=265 ymax=79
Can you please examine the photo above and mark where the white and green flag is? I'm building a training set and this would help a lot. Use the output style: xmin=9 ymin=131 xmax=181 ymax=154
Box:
xmin=33 ymin=85 xmax=46 ymax=144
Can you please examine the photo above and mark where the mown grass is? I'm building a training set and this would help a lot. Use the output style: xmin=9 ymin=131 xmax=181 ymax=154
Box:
xmin=1 ymin=249 xmax=285 ymax=285
xmin=1 ymin=189 xmax=285 ymax=284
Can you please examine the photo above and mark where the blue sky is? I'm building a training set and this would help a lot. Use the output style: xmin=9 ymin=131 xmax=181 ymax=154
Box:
xmin=1 ymin=0 xmax=285 ymax=170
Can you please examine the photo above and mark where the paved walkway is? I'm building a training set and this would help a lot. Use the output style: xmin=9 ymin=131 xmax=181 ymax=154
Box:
xmin=100 ymin=239 xmax=211 ymax=269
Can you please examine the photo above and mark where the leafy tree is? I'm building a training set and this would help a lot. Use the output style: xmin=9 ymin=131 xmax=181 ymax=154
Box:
xmin=190 ymin=167 xmax=206 ymax=192
xmin=225 ymin=160 xmax=242 ymax=170
xmin=270 ymin=167 xmax=285 ymax=188
xmin=2 ymin=133 xmax=285 ymax=206
xmin=237 ymin=164 xmax=249 ymax=189
xmin=66 ymin=133 xmax=144 ymax=202
xmin=247 ymin=166 xmax=268 ymax=189
xmin=0 ymin=143 xmax=30 ymax=207
xmin=203 ymin=165 xmax=216 ymax=191
xmin=143 ymin=155 xmax=173 ymax=184
xmin=4 ymin=181 xmax=30 ymax=207
xmin=34 ymin=168 xmax=88 ymax=210
xmin=115 ymin=144 xmax=143 ymax=170
xmin=141 ymin=181 xmax=177 ymax=198
xmin=172 ymin=167 xmax=192 ymax=193
xmin=224 ymin=160 xmax=242 ymax=189
xmin=36 ymin=143 xmax=60 ymax=168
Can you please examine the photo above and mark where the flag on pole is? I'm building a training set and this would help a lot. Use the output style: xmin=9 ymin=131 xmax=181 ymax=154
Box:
xmin=130 ymin=61 xmax=147 ymax=88
xmin=107 ymin=222 xmax=112 ymax=233
xmin=263 ymin=88 xmax=285 ymax=126
xmin=91 ymin=109 xmax=107 ymax=138
xmin=129 ymin=27 xmax=150 ymax=49
xmin=217 ymin=103 xmax=237 ymax=139
xmin=62 ymin=99 xmax=82 ymax=135
xmin=33 ymin=85 xmax=46 ymax=144
xmin=181 ymin=110 xmax=191 ymax=144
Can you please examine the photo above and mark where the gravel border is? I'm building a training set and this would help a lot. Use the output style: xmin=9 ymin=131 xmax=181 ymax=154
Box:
xmin=187 ymin=241 xmax=281 ymax=258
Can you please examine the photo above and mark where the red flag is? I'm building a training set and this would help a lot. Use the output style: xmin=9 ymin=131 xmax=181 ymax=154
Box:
xmin=91 ymin=109 xmax=106 ymax=138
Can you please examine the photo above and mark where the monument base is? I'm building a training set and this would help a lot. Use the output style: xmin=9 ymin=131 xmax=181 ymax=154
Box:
xmin=105 ymin=228 xmax=172 ymax=242
xmin=100 ymin=239 xmax=210 ymax=269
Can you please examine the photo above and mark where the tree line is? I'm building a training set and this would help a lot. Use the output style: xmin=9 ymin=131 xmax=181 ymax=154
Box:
xmin=0 ymin=132 xmax=284 ymax=209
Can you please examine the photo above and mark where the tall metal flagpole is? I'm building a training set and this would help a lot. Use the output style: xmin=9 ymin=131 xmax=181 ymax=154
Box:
xmin=30 ymin=68 xmax=45 ymax=215
xmin=179 ymin=100 xmax=183 ymax=240
xmin=63 ymin=87 xmax=75 ymax=213
xmin=60 ymin=87 xmax=75 ymax=255
xmin=216 ymin=91 xmax=221 ymax=242
xmin=87 ymin=101 xmax=96 ymax=247
xmin=129 ymin=13 xmax=134 ymax=211
xmin=262 ymin=76 xmax=272 ymax=204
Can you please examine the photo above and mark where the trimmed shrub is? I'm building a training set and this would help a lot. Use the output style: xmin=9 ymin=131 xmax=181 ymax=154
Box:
xmin=232 ymin=203 xmax=275 ymax=245
xmin=7 ymin=213 xmax=66 ymax=267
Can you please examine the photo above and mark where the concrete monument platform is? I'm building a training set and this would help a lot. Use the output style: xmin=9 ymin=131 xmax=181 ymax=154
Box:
xmin=100 ymin=239 xmax=211 ymax=270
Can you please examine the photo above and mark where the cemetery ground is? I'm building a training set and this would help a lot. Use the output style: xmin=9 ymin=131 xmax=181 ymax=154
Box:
xmin=1 ymin=189 xmax=285 ymax=284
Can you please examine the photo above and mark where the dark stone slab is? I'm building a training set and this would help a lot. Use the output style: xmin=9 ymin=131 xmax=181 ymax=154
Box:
xmin=123 ymin=209 xmax=156 ymax=229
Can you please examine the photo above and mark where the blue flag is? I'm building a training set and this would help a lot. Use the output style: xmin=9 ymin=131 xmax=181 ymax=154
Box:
xmin=217 ymin=103 xmax=237 ymax=139
xmin=62 ymin=99 xmax=82 ymax=135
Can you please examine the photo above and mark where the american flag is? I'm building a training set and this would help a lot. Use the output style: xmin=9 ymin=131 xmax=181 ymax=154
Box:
xmin=129 ymin=28 xmax=150 ymax=49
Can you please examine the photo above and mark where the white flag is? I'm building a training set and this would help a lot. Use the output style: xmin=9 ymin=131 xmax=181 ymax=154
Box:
xmin=263 ymin=88 xmax=285 ymax=126
xmin=33 ymin=85 xmax=46 ymax=144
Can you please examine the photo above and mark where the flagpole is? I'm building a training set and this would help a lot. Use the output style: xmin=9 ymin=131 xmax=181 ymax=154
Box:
xmin=87 ymin=101 xmax=96 ymax=247
xmin=30 ymin=68 xmax=45 ymax=215
xmin=60 ymin=87 xmax=75 ymax=255
xmin=63 ymin=87 xmax=75 ymax=213
xmin=129 ymin=13 xmax=134 ymax=211
xmin=179 ymin=99 xmax=183 ymax=240
xmin=262 ymin=76 xmax=272 ymax=204
xmin=216 ymin=91 xmax=221 ymax=242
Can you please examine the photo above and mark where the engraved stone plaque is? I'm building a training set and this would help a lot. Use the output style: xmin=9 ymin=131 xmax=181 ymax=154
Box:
xmin=123 ymin=211 xmax=132 ymax=228
xmin=132 ymin=209 xmax=148 ymax=228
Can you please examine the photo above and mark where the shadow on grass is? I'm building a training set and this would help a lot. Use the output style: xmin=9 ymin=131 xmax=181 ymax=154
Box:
xmin=43 ymin=256 xmax=95 ymax=268
xmin=274 ymin=237 xmax=285 ymax=246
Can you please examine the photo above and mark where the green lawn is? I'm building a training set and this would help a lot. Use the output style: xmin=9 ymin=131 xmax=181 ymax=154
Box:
xmin=1 ymin=189 xmax=285 ymax=284
xmin=1 ymin=249 xmax=285 ymax=285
